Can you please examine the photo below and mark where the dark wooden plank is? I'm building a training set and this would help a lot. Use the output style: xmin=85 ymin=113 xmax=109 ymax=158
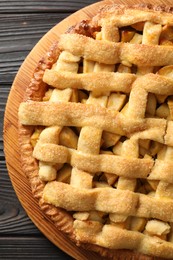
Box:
xmin=0 ymin=236 xmax=72 ymax=259
xmin=0 ymin=0 xmax=96 ymax=13
xmin=0 ymin=160 xmax=39 ymax=234
xmin=0 ymin=1 xmax=95 ymax=258
xmin=0 ymin=134 xmax=38 ymax=235
xmin=0 ymin=13 xmax=72 ymax=84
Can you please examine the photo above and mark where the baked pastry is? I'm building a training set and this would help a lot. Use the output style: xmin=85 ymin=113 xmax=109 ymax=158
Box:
xmin=18 ymin=3 xmax=173 ymax=259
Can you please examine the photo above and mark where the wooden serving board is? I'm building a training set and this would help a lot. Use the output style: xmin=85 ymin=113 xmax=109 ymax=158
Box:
xmin=3 ymin=0 xmax=173 ymax=259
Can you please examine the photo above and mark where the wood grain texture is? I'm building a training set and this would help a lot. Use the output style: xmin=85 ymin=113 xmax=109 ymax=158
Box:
xmin=0 ymin=236 xmax=72 ymax=259
xmin=0 ymin=13 xmax=71 ymax=84
xmin=1 ymin=0 xmax=96 ymax=259
xmin=3 ymin=0 xmax=173 ymax=259
xmin=0 ymin=0 xmax=95 ymax=13
xmin=3 ymin=2 xmax=104 ymax=258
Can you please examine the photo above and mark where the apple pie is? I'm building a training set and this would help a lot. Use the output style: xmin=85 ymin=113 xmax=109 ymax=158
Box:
xmin=18 ymin=3 xmax=173 ymax=259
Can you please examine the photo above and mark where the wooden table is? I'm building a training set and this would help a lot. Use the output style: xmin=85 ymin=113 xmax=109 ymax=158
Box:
xmin=0 ymin=1 xmax=95 ymax=259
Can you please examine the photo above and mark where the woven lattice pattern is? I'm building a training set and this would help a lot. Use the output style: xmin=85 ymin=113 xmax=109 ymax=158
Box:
xmin=19 ymin=5 xmax=173 ymax=258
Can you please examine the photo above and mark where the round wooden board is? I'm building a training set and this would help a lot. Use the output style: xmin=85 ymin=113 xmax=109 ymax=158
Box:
xmin=3 ymin=0 xmax=173 ymax=259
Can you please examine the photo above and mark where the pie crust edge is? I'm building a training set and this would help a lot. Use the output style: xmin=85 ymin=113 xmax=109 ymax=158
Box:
xmin=18 ymin=3 xmax=173 ymax=259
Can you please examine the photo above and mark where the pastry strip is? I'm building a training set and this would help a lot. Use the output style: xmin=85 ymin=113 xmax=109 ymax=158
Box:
xmin=149 ymin=160 xmax=173 ymax=183
xmin=43 ymin=70 xmax=173 ymax=96
xmin=59 ymin=34 xmax=173 ymax=66
xmin=34 ymin=143 xmax=173 ymax=183
xmin=43 ymin=182 xmax=173 ymax=222
xmin=74 ymin=220 xmax=173 ymax=258
xmin=18 ymin=101 xmax=167 ymax=137
xmin=43 ymin=181 xmax=138 ymax=214
xmin=33 ymin=143 xmax=153 ymax=178
xmin=95 ymin=6 xmax=173 ymax=27
xmin=43 ymin=70 xmax=135 ymax=95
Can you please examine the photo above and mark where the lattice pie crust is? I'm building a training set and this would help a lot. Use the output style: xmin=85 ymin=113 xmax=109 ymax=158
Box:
xmin=18 ymin=4 xmax=173 ymax=259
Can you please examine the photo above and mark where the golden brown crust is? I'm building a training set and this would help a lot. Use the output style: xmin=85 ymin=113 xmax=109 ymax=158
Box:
xmin=93 ymin=3 xmax=173 ymax=26
xmin=43 ymin=182 xmax=173 ymax=223
xmin=25 ymin=42 xmax=60 ymax=101
xmin=18 ymin=3 xmax=173 ymax=259
xmin=57 ymin=33 xmax=173 ymax=66
xmin=18 ymin=124 xmax=75 ymax=237
xmin=18 ymin=42 xmax=75 ymax=240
